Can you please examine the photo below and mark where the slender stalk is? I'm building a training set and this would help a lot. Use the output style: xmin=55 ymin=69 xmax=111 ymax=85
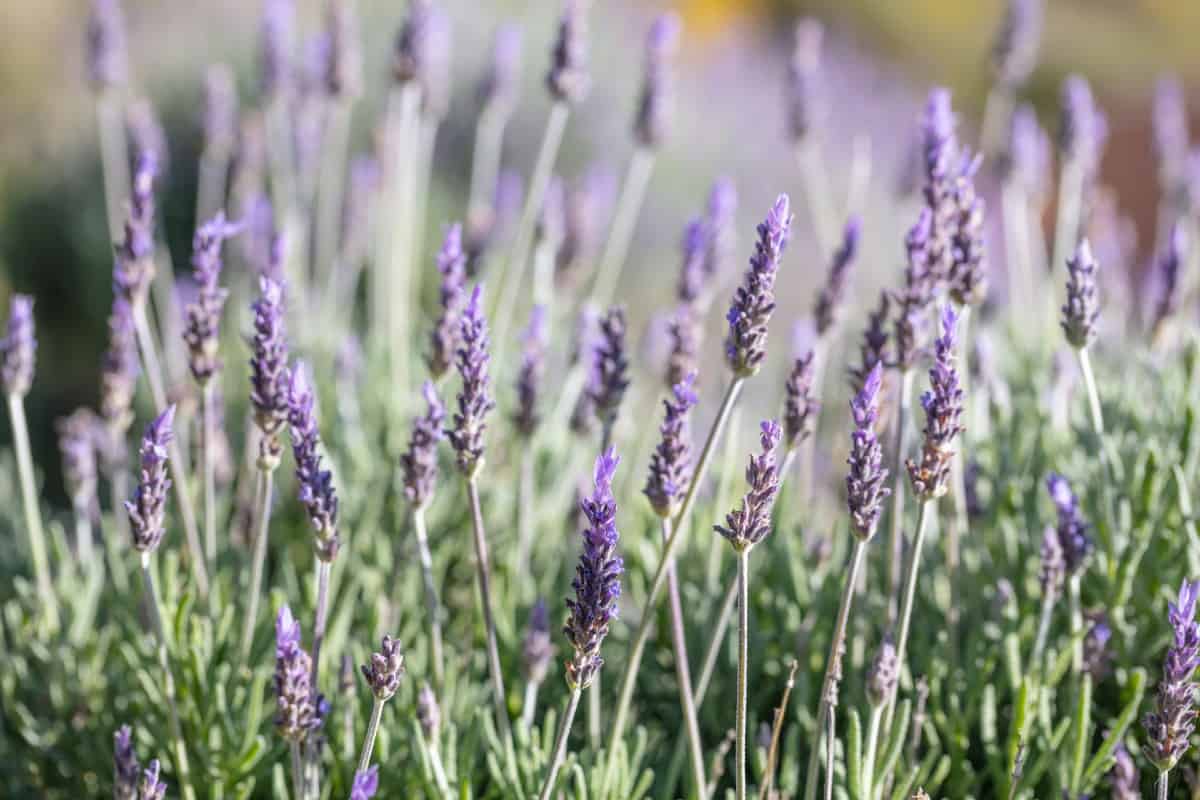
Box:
xmin=802 ymin=539 xmax=867 ymax=800
xmin=881 ymin=499 xmax=933 ymax=752
xmin=1076 ymin=347 xmax=1105 ymax=436
xmin=108 ymin=474 xmax=131 ymax=594
xmin=492 ymin=102 xmax=570 ymax=358
xmin=823 ymin=703 xmax=836 ymax=800
xmin=426 ymin=740 xmax=451 ymax=796
xmin=606 ymin=377 xmax=745 ymax=767
xmin=1157 ymin=769 xmax=1170 ymax=800
xmin=759 ymin=660 xmax=799 ymax=800
xmin=587 ymin=148 xmax=656 ymax=310
xmin=735 ymin=549 xmax=751 ymax=800
xmin=96 ymin=90 xmax=131 ymax=242
xmin=861 ymin=704 xmax=884 ymax=799
xmin=202 ymin=382 xmax=217 ymax=569
xmin=387 ymin=85 xmax=422 ymax=404
xmin=239 ymin=468 xmax=274 ymax=666
xmin=663 ymin=519 xmax=708 ymax=796
xmin=979 ymin=87 xmax=1015 ymax=165
xmin=7 ymin=394 xmax=56 ymax=626
xmin=886 ymin=370 xmax=914 ymax=625
xmin=140 ymin=553 xmax=196 ymax=800
xmin=410 ymin=118 xmax=440 ymax=281
xmin=195 ymin=146 xmax=231 ymax=235
xmin=357 ymin=697 xmax=385 ymax=774
xmin=1001 ymin=180 xmax=1036 ymax=335
xmin=1030 ymin=587 xmax=1057 ymax=676
xmin=310 ymin=560 xmax=332 ymax=688
xmin=314 ymin=100 xmax=353 ymax=319
xmin=467 ymin=105 xmax=508 ymax=228
xmin=1068 ymin=574 xmax=1082 ymax=674
xmin=796 ymin=137 xmax=837 ymax=258
xmin=290 ymin=741 xmax=304 ymax=800
xmin=587 ymin=679 xmax=601 ymax=751
xmin=516 ymin=447 xmax=536 ymax=589
xmin=466 ymin=477 xmax=512 ymax=748
xmin=537 ymin=687 xmax=583 ymax=800
xmin=413 ymin=505 xmax=445 ymax=688
xmin=521 ymin=678 xmax=542 ymax=731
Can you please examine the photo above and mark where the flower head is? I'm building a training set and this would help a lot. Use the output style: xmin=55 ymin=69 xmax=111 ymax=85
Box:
xmin=325 ymin=0 xmax=363 ymax=98
xmin=644 ymin=372 xmax=698 ymax=518
xmin=921 ymin=89 xmax=959 ymax=282
xmin=557 ymin=167 xmax=615 ymax=280
xmin=906 ymin=306 xmax=965 ymax=500
xmin=1143 ymin=579 xmax=1200 ymax=772
xmin=447 ymin=284 xmax=495 ymax=478
xmin=990 ymin=0 xmax=1042 ymax=88
xmin=393 ymin=0 xmax=434 ymax=85
xmin=1060 ymin=239 xmax=1100 ymax=350
xmin=715 ymin=420 xmax=784 ymax=551
xmin=360 ymin=635 xmax=405 ymax=701
xmin=522 ymin=598 xmax=555 ymax=684
xmin=100 ymin=298 xmax=139 ymax=459
xmin=287 ymin=364 xmax=339 ymax=562
xmin=947 ymin=156 xmax=988 ymax=307
xmin=113 ymin=725 xmax=141 ymax=800
xmin=183 ymin=212 xmax=241 ymax=385
xmin=814 ymin=217 xmax=861 ymax=336
xmin=784 ymin=350 xmax=820 ymax=449
xmin=477 ymin=24 xmax=522 ymax=112
xmin=846 ymin=363 xmax=891 ymax=539
xmin=113 ymin=153 xmax=159 ymax=306
xmin=1046 ymin=472 xmax=1093 ymax=575
xmin=892 ymin=210 xmax=936 ymax=371
xmin=725 ymin=195 xmax=792 ymax=377
xmin=546 ymin=0 xmax=590 ymax=104
xmin=274 ymin=605 xmax=323 ymax=741
xmin=1038 ymin=525 xmax=1064 ymax=599
xmin=704 ymin=177 xmax=738 ymax=286
xmin=677 ymin=217 xmax=710 ymax=306
xmin=1 ymin=294 xmax=36 ymax=398
xmin=634 ymin=12 xmax=680 ymax=149
xmin=426 ymin=224 xmax=467 ymax=379
xmin=249 ymin=275 xmax=290 ymax=469
xmin=564 ymin=448 xmax=622 ymax=690
xmin=88 ymin=0 xmax=128 ymax=89
xmin=125 ymin=406 xmax=175 ymax=554
xmin=400 ymin=382 xmax=446 ymax=508
xmin=259 ymin=0 xmax=295 ymax=99
xmin=350 ymin=765 xmax=379 ymax=800
xmin=786 ymin=19 xmax=823 ymax=142
xmin=514 ymin=305 xmax=548 ymax=438
xmin=1002 ymin=104 xmax=1051 ymax=198
xmin=665 ymin=305 xmax=700 ymax=391
xmin=417 ymin=682 xmax=441 ymax=739
xmin=138 ymin=761 xmax=167 ymax=800
xmin=1152 ymin=222 xmax=1188 ymax=335
xmin=58 ymin=409 xmax=99 ymax=518
xmin=1108 ymin=743 xmax=1140 ymax=800
xmin=866 ymin=638 xmax=898 ymax=707
xmin=588 ymin=306 xmax=630 ymax=431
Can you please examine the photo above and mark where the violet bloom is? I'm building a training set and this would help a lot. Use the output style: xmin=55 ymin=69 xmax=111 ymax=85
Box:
xmin=401 ymin=382 xmax=446 ymax=509
xmin=392 ymin=0 xmax=433 ymax=86
xmin=546 ymin=0 xmax=590 ymax=105
xmin=88 ymin=0 xmax=128 ymax=89
xmin=1144 ymin=579 xmax=1200 ymax=772
xmin=1083 ymin=610 xmax=1111 ymax=679
xmin=907 ymin=307 xmax=965 ymax=501
xmin=947 ymin=155 xmax=988 ymax=308
xmin=522 ymin=598 xmax=555 ymax=684
xmin=114 ymin=152 xmax=159 ymax=306
xmin=557 ymin=166 xmax=616 ymax=280
xmin=715 ymin=420 xmax=784 ymax=551
xmin=514 ymin=305 xmax=548 ymax=438
xmin=1046 ymin=473 xmax=1093 ymax=576
xmin=725 ymin=195 xmax=792 ymax=378
xmin=447 ymin=284 xmax=495 ymax=478
xmin=467 ymin=169 xmax=524 ymax=276
xmin=866 ymin=637 xmax=898 ymax=707
xmin=417 ymin=682 xmax=441 ymax=739
xmin=183 ymin=212 xmax=241 ymax=385
xmin=361 ymin=635 xmax=405 ymax=701
xmin=703 ymin=177 xmax=738 ymax=287
xmin=1154 ymin=77 xmax=1190 ymax=188
xmin=1109 ymin=743 xmax=1140 ymax=800
xmin=846 ymin=363 xmax=891 ymax=540
xmin=892 ymin=210 xmax=936 ymax=372
xmin=990 ymin=0 xmax=1041 ymax=88
xmin=138 ymin=761 xmax=167 ymax=800
xmin=1152 ymin=222 xmax=1188 ymax=333
xmin=633 ymin=12 xmax=681 ymax=149
xmin=426 ymin=224 xmax=467 ymax=379
xmin=203 ymin=65 xmax=238 ymax=156
xmin=249 ymin=275 xmax=290 ymax=468
xmin=813 ymin=217 xmax=861 ymax=337
xmin=113 ymin=725 xmax=140 ymax=800
xmin=1003 ymin=103 xmax=1051 ymax=199
xmin=665 ymin=305 xmax=700 ymax=392
xmin=274 ymin=605 xmax=322 ymax=742
xmin=100 ymin=297 xmax=139 ymax=467
xmin=564 ymin=447 xmax=622 ymax=690
xmin=287 ymin=364 xmax=339 ymax=562
xmin=1 ymin=294 xmax=36 ymax=398
xmin=644 ymin=372 xmax=698 ymax=518
xmin=125 ymin=406 xmax=176 ymax=554
xmin=127 ymin=100 xmax=168 ymax=172
xmin=588 ymin=306 xmax=630 ymax=432
xmin=676 ymin=217 xmax=709 ymax=306
xmin=477 ymin=24 xmax=522 ymax=111
xmin=57 ymin=409 xmax=98 ymax=519
xmin=350 ymin=765 xmax=379 ymax=800
xmin=786 ymin=19 xmax=823 ymax=142
xmin=783 ymin=351 xmax=819 ymax=449
xmin=849 ymin=291 xmax=890 ymax=395
xmin=1059 ymin=75 xmax=1108 ymax=179
xmin=325 ymin=0 xmax=363 ymax=99
xmin=921 ymin=89 xmax=959 ymax=281
xmin=1060 ymin=239 xmax=1100 ymax=350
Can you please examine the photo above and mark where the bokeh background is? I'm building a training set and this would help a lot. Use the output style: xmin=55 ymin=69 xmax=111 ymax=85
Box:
xmin=0 ymin=0 xmax=1196 ymax=502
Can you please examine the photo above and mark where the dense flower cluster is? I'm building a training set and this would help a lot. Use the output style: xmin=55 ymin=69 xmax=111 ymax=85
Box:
xmin=113 ymin=725 xmax=141 ymax=800
xmin=725 ymin=195 xmax=792 ymax=377
xmin=1143 ymin=580 xmax=1200 ymax=772
xmin=813 ymin=217 xmax=861 ymax=336
xmin=588 ymin=306 xmax=629 ymax=432
xmin=125 ymin=406 xmax=175 ymax=554
xmin=183 ymin=212 xmax=240 ymax=384
xmin=513 ymin=305 xmax=548 ymax=438
xmin=947 ymin=155 xmax=988 ymax=308
xmin=1046 ymin=473 xmax=1093 ymax=575
xmin=1061 ymin=239 xmax=1100 ymax=350
xmin=249 ymin=275 xmax=290 ymax=468
xmin=274 ymin=605 xmax=323 ymax=742
xmin=907 ymin=307 xmax=965 ymax=500
xmin=400 ymin=382 xmax=446 ymax=509
xmin=644 ymin=372 xmax=698 ymax=518
xmin=783 ymin=351 xmax=819 ymax=448
xmin=426 ymin=224 xmax=467 ymax=379
xmin=892 ymin=210 xmax=936 ymax=372
xmin=113 ymin=153 xmax=159 ymax=307
xmin=361 ymin=635 xmax=405 ymax=701
xmin=846 ymin=363 xmax=890 ymax=539
xmin=921 ymin=89 xmax=959 ymax=282
xmin=287 ymin=365 xmax=340 ymax=562
xmin=715 ymin=420 xmax=784 ymax=551
xmin=447 ymin=284 xmax=495 ymax=477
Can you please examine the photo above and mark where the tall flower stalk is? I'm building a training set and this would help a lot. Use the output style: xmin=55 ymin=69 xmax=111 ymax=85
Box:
xmin=274 ymin=605 xmax=324 ymax=800
xmin=100 ymin=295 xmax=140 ymax=549
xmin=1046 ymin=472 xmax=1094 ymax=671
xmin=514 ymin=305 xmax=548 ymax=573
xmin=1143 ymin=579 xmax=1200 ymax=800
xmin=787 ymin=19 xmax=836 ymax=257
xmin=357 ymin=635 xmax=405 ymax=774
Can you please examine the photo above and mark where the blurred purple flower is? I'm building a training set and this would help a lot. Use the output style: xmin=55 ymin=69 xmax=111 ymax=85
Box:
xmin=87 ymin=0 xmax=128 ymax=89
xmin=274 ymin=604 xmax=323 ymax=741
xmin=401 ymin=382 xmax=446 ymax=509
xmin=1 ymin=295 xmax=36 ymax=398
xmin=907 ymin=307 xmax=964 ymax=500
xmin=477 ymin=24 xmax=522 ymax=111
xmin=786 ymin=19 xmax=823 ymax=142
xmin=588 ymin=306 xmax=629 ymax=432
xmin=183 ymin=212 xmax=241 ymax=385
xmin=990 ymin=0 xmax=1042 ymax=87
xmin=426 ymin=224 xmax=467 ymax=379
xmin=125 ymin=406 xmax=175 ymax=554
xmin=514 ymin=305 xmax=548 ymax=438
xmin=1061 ymin=239 xmax=1100 ymax=350
xmin=546 ymin=0 xmax=590 ymax=105
xmin=634 ymin=12 xmax=681 ymax=149
xmin=814 ymin=217 xmax=861 ymax=336
xmin=1046 ymin=472 xmax=1093 ymax=575
xmin=287 ymin=364 xmax=340 ymax=562
xmin=783 ymin=350 xmax=819 ymax=449
xmin=725 ymin=195 xmax=791 ymax=377
xmin=849 ymin=291 xmax=890 ymax=394
xmin=350 ymin=765 xmax=379 ymax=800
xmin=447 ymin=284 xmax=495 ymax=477
xmin=1144 ymin=579 xmax=1200 ymax=772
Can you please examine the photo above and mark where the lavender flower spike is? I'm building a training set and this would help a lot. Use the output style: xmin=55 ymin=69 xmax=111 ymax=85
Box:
xmin=249 ymin=275 xmax=290 ymax=469
xmin=447 ymin=284 xmax=496 ymax=478
xmin=350 ymin=765 xmax=380 ymax=800
xmin=990 ymin=0 xmax=1042 ymax=88
xmin=589 ymin=306 xmax=630 ymax=432
xmin=426 ymin=224 xmax=467 ymax=379
xmin=477 ymin=24 xmax=522 ymax=112
xmin=139 ymin=761 xmax=167 ymax=800
xmin=1108 ymin=743 xmax=1140 ymax=800
xmin=546 ymin=0 xmax=590 ymax=105
xmin=523 ymin=598 xmax=555 ymax=684
xmin=725 ymin=195 xmax=792 ymax=377
xmin=866 ymin=638 xmax=899 ymax=707
xmin=361 ymin=635 xmax=405 ymax=701
xmin=644 ymin=372 xmax=698 ymax=518
xmin=417 ymin=682 xmax=442 ymax=739
xmin=514 ymin=305 xmax=548 ymax=438
xmin=1 ymin=294 xmax=36 ymax=398
xmin=677 ymin=217 xmax=709 ymax=305
xmin=1060 ymin=75 xmax=1108 ymax=178
xmin=1144 ymin=579 xmax=1200 ymax=772
xmin=203 ymin=65 xmax=239 ymax=156
xmin=112 ymin=153 xmax=158 ymax=306
xmin=88 ymin=0 xmax=128 ymax=89
xmin=125 ymin=406 xmax=175 ymax=554
xmin=703 ymin=176 xmax=738 ymax=285
xmin=274 ymin=605 xmax=322 ymax=741
xmin=392 ymin=0 xmax=433 ymax=86
xmin=183 ymin=212 xmax=241 ymax=384
xmin=947 ymin=156 xmax=988 ymax=308
xmin=665 ymin=305 xmax=700 ymax=391
xmin=1152 ymin=222 xmax=1188 ymax=335
xmin=846 ymin=362 xmax=891 ymax=540
xmin=906 ymin=306 xmax=965 ymax=500
xmin=58 ymin=409 xmax=98 ymax=519
xmin=892 ymin=210 xmax=936 ymax=371
xmin=1060 ymin=238 xmax=1100 ymax=350
xmin=100 ymin=297 xmax=139 ymax=456
xmin=1038 ymin=525 xmax=1064 ymax=599
xmin=634 ymin=12 xmax=681 ymax=149
xmin=401 ymin=382 xmax=446 ymax=509
xmin=564 ymin=447 xmax=622 ymax=690
xmin=813 ymin=217 xmax=861 ymax=336
xmin=849 ymin=291 xmax=890 ymax=394
xmin=113 ymin=725 xmax=141 ymax=800
xmin=922 ymin=89 xmax=959 ymax=281
xmin=787 ymin=19 xmax=823 ymax=142
xmin=715 ymin=420 xmax=785 ymax=551
xmin=784 ymin=351 xmax=820 ymax=449
xmin=287 ymin=364 xmax=339 ymax=562
xmin=325 ymin=0 xmax=363 ymax=99
xmin=1046 ymin=473 xmax=1093 ymax=576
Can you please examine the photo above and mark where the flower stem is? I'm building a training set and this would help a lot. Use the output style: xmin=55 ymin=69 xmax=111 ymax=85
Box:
xmin=313 ymin=99 xmax=353 ymax=320
xmin=663 ymin=518 xmax=708 ymax=795
xmin=140 ymin=553 xmax=196 ymax=800
xmin=202 ymin=381 xmax=217 ymax=570
xmin=7 ymin=393 xmax=56 ymax=627
xmin=95 ymin=90 xmax=131 ymax=242
xmin=1068 ymin=574 xmax=1082 ymax=675
xmin=290 ymin=740 xmax=304 ymax=800
xmin=861 ymin=703 xmax=884 ymax=799
xmin=239 ymin=467 xmax=274 ymax=667
xmin=466 ymin=476 xmax=513 ymax=750
xmin=516 ymin=446 xmax=536 ymax=579
xmin=521 ymin=678 xmax=542 ymax=731
xmin=1157 ymin=769 xmax=1170 ymax=800
xmin=802 ymin=538 xmax=868 ymax=800
xmin=413 ymin=505 xmax=445 ymax=689
xmin=356 ymin=697 xmax=385 ymax=775
xmin=886 ymin=369 xmax=915 ymax=626
xmin=1030 ymin=585 xmax=1057 ymax=676
xmin=467 ymin=104 xmax=509 ymax=229
xmin=1076 ymin=347 xmax=1105 ymax=436
xmin=823 ymin=699 xmax=837 ymax=800
xmin=735 ymin=548 xmax=751 ymax=800
xmin=310 ymin=559 xmax=332 ymax=688
xmin=537 ymin=687 xmax=583 ymax=800
xmin=759 ymin=659 xmax=799 ymax=800
xmin=587 ymin=148 xmax=656 ymax=310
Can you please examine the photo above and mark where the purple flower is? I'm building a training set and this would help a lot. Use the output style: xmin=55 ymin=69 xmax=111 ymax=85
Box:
xmin=990 ymin=0 xmax=1041 ymax=87
xmin=127 ymin=100 xmax=168 ymax=171
xmin=113 ymin=152 xmax=159 ymax=306
xmin=1060 ymin=238 xmax=1100 ymax=350
xmin=564 ymin=448 xmax=622 ymax=690
xmin=725 ymin=195 xmax=792 ymax=377
xmin=814 ymin=217 xmax=861 ymax=336
xmin=249 ymin=275 xmax=290 ymax=468
xmin=183 ymin=212 xmax=241 ymax=384
xmin=633 ymin=12 xmax=680 ymax=149
xmin=588 ymin=306 xmax=629 ymax=431
xmin=447 ymin=284 xmax=495 ymax=477
xmin=849 ymin=291 xmax=890 ymax=395
xmin=514 ymin=305 xmax=548 ymax=438
xmin=557 ymin=166 xmax=616 ymax=281
xmin=1144 ymin=579 xmax=1200 ymax=772
xmin=546 ymin=0 xmax=590 ymax=105
xmin=1038 ymin=525 xmax=1064 ymax=599
xmin=259 ymin=0 xmax=295 ymax=99
xmin=203 ymin=64 xmax=238 ymax=155
xmin=786 ymin=19 xmax=823 ymax=142
xmin=57 ymin=409 xmax=98 ymax=518
xmin=947 ymin=156 xmax=988 ymax=307
xmin=703 ymin=177 xmax=738 ymax=286
xmin=715 ymin=420 xmax=785 ymax=551
xmin=401 ymin=382 xmax=446 ymax=509
xmin=138 ymin=761 xmax=167 ymax=800
xmin=1083 ymin=610 xmax=1112 ymax=680
xmin=1046 ymin=473 xmax=1093 ymax=575
xmin=665 ymin=305 xmax=700 ymax=392
xmin=892 ymin=210 xmax=936 ymax=371
xmin=350 ymin=765 xmax=380 ymax=800
xmin=426 ymin=224 xmax=467 ymax=379
xmin=784 ymin=351 xmax=820 ymax=449
xmin=274 ymin=605 xmax=322 ymax=742
xmin=113 ymin=725 xmax=140 ymax=800
xmin=907 ymin=306 xmax=965 ymax=500
xmin=1059 ymin=75 xmax=1108 ymax=179
xmin=866 ymin=637 xmax=898 ymax=707
xmin=467 ymin=169 xmax=524 ymax=276
xmin=677 ymin=217 xmax=709 ymax=306
xmin=392 ymin=0 xmax=433 ymax=85
xmin=1154 ymin=77 xmax=1190 ymax=190
xmin=325 ymin=0 xmax=363 ymax=98
xmin=1152 ymin=222 xmax=1188 ymax=334
xmin=88 ymin=0 xmax=128 ymax=89
xmin=360 ymin=635 xmax=405 ymax=701
xmin=287 ymin=364 xmax=339 ymax=562
xmin=125 ymin=406 xmax=175 ymax=554
xmin=846 ymin=363 xmax=891 ymax=539
xmin=522 ymin=598 xmax=555 ymax=684
xmin=1 ymin=294 xmax=36 ymax=397
xmin=418 ymin=683 xmax=441 ymax=740
xmin=644 ymin=372 xmax=698 ymax=517
xmin=1109 ymin=743 xmax=1140 ymax=799
xmin=477 ymin=24 xmax=522 ymax=111
xmin=100 ymin=297 xmax=139 ymax=468
xmin=921 ymin=89 xmax=960 ymax=282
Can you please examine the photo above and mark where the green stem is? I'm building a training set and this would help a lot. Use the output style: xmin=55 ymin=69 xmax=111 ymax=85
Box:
xmin=311 ymin=559 xmax=332 ymax=688
xmin=1076 ymin=347 xmax=1105 ymax=437
xmin=886 ymin=370 xmax=914 ymax=626
xmin=861 ymin=704 xmax=883 ymax=799
xmin=387 ymin=85 xmax=422 ymax=407
xmin=759 ymin=660 xmax=799 ymax=800
xmin=413 ymin=505 xmax=445 ymax=689
xmin=663 ymin=518 xmax=709 ymax=796
xmin=587 ymin=148 xmax=656 ymax=310
xmin=796 ymin=136 xmax=837 ymax=258
xmin=290 ymin=741 xmax=304 ymax=800
xmin=1069 ymin=574 xmax=1082 ymax=675
xmin=313 ymin=100 xmax=353 ymax=318
xmin=7 ymin=393 xmax=56 ymax=627
xmin=1157 ymin=769 xmax=1170 ymax=800
xmin=356 ymin=697 xmax=385 ymax=775
xmin=824 ymin=702 xmax=836 ymax=800
xmin=735 ymin=549 xmax=751 ymax=800
xmin=466 ymin=476 xmax=513 ymax=750
xmin=96 ymin=90 xmax=130 ymax=242
xmin=537 ymin=687 xmax=583 ymax=800
xmin=1030 ymin=586 xmax=1057 ymax=677
xmin=521 ymin=678 xmax=542 ymax=732
xmin=467 ymin=104 xmax=508 ymax=227
xmin=202 ymin=381 xmax=217 ymax=570
xmin=239 ymin=467 xmax=274 ymax=666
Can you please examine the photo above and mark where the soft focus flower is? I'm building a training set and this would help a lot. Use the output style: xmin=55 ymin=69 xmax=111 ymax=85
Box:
xmin=57 ymin=409 xmax=99 ymax=519
xmin=361 ymin=635 xmax=405 ymax=701
xmin=183 ymin=212 xmax=241 ymax=385
xmin=249 ymin=275 xmax=290 ymax=469
xmin=477 ymin=24 xmax=521 ymax=112
xmin=1059 ymin=75 xmax=1108 ymax=184
xmin=401 ymin=382 xmax=446 ymax=509
xmin=125 ymin=406 xmax=175 ymax=554
xmin=633 ymin=12 xmax=680 ymax=149
xmin=892 ymin=210 xmax=936 ymax=372
xmin=100 ymin=297 xmax=140 ymax=465
xmin=947 ymin=156 xmax=988 ymax=308
xmin=1046 ymin=473 xmax=1093 ymax=576
xmin=426 ymin=224 xmax=467 ymax=379
xmin=203 ymin=64 xmax=239 ymax=155
xmin=1143 ymin=579 xmax=1200 ymax=772
xmin=350 ymin=765 xmax=379 ymax=800
xmin=259 ymin=0 xmax=295 ymax=100
xmin=87 ymin=0 xmax=128 ymax=89
xmin=866 ymin=637 xmax=898 ymax=707
xmin=513 ymin=305 xmax=548 ymax=438
xmin=417 ymin=682 xmax=441 ymax=739
xmin=447 ymin=284 xmax=495 ymax=478
xmin=644 ymin=372 xmax=698 ymax=518
xmin=1151 ymin=222 xmax=1188 ymax=335
xmin=1083 ymin=610 xmax=1112 ymax=680
xmin=786 ymin=19 xmax=823 ymax=142
xmin=665 ymin=305 xmax=700 ymax=391
xmin=676 ymin=217 xmax=709 ymax=306
xmin=725 ymin=195 xmax=792 ymax=377
xmin=1 ymin=294 xmax=36 ymax=398
xmin=990 ymin=0 xmax=1042 ymax=88
xmin=138 ymin=761 xmax=167 ymax=800
xmin=704 ymin=176 xmax=738 ymax=288
xmin=846 ymin=363 xmax=890 ymax=539
xmin=715 ymin=420 xmax=784 ymax=551
xmin=113 ymin=725 xmax=141 ymax=800
xmin=907 ymin=307 xmax=965 ymax=500
xmin=325 ymin=0 xmax=363 ymax=99
xmin=921 ymin=89 xmax=959 ymax=283
xmin=1002 ymin=104 xmax=1052 ymax=199
xmin=1108 ymin=743 xmax=1140 ymax=799
xmin=522 ymin=598 xmax=555 ymax=684
xmin=287 ymin=364 xmax=340 ymax=562
xmin=1038 ymin=525 xmax=1064 ymax=599
xmin=588 ymin=306 xmax=629 ymax=432
xmin=274 ymin=605 xmax=322 ymax=741
xmin=783 ymin=350 xmax=819 ymax=449
xmin=849 ymin=291 xmax=890 ymax=394
xmin=113 ymin=153 xmax=158 ymax=310
xmin=1060 ymin=239 xmax=1100 ymax=350
xmin=546 ymin=0 xmax=590 ymax=105
xmin=813 ymin=217 xmax=861 ymax=337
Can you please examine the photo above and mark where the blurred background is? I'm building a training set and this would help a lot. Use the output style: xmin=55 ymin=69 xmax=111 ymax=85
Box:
xmin=0 ymin=0 xmax=1196 ymax=502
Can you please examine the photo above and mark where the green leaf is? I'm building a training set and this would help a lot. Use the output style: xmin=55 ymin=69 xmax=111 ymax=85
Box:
xmin=1080 ymin=668 xmax=1146 ymax=789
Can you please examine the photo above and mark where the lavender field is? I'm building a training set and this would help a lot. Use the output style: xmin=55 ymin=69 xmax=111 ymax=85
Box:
xmin=1 ymin=0 xmax=1199 ymax=797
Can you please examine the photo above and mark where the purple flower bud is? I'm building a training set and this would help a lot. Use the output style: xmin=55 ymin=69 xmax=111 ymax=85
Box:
xmin=814 ymin=217 xmax=861 ymax=336
xmin=784 ymin=351 xmax=820 ymax=449
xmin=1038 ymin=525 xmax=1064 ymax=599
xmin=88 ymin=0 xmax=128 ymax=89
xmin=467 ymin=169 xmax=524 ymax=276
xmin=588 ymin=306 xmax=630 ymax=431
xmin=947 ymin=156 xmax=988 ymax=307
xmin=249 ymin=276 xmax=290 ymax=468
xmin=274 ymin=604 xmax=323 ymax=742
xmin=1 ymin=295 xmax=36 ymax=397
xmin=704 ymin=177 xmax=738 ymax=286
xmin=514 ymin=306 xmax=549 ymax=438
xmin=58 ymin=408 xmax=99 ymax=518
xmin=644 ymin=372 xmax=698 ymax=518
xmin=634 ymin=12 xmax=681 ymax=149
xmin=1152 ymin=222 xmax=1188 ymax=334
xmin=906 ymin=307 xmax=965 ymax=500
xmin=1109 ymin=743 xmax=1140 ymax=799
xmin=725 ymin=195 xmax=792 ymax=377
xmin=1144 ymin=579 xmax=1200 ymax=772
xmin=260 ymin=0 xmax=296 ymax=100
xmin=417 ymin=682 xmax=441 ymax=739
xmin=287 ymin=364 xmax=339 ymax=562
xmin=401 ymin=382 xmax=445 ymax=509
xmin=565 ymin=447 xmax=622 ymax=689
xmin=477 ymin=24 xmax=522 ymax=111
xmin=786 ymin=19 xmax=823 ymax=142
xmin=426 ymin=224 xmax=467 ymax=379
xmin=990 ymin=0 xmax=1041 ymax=87
xmin=325 ymin=0 xmax=363 ymax=98
xmin=849 ymin=291 xmax=890 ymax=395
xmin=139 ymin=761 xmax=167 ymax=800
xmin=665 ymin=305 xmax=700 ymax=392
xmin=350 ymin=765 xmax=379 ymax=800
xmin=113 ymin=152 xmax=159 ymax=306
xmin=922 ymin=89 xmax=959 ymax=283
xmin=113 ymin=725 xmax=140 ymax=800
xmin=392 ymin=0 xmax=433 ymax=85
xmin=846 ymin=363 xmax=890 ymax=539
xmin=1046 ymin=473 xmax=1093 ymax=575
xmin=866 ymin=637 xmax=898 ymax=707
xmin=100 ymin=297 xmax=139 ymax=467
xmin=203 ymin=64 xmax=239 ymax=155
xmin=1060 ymin=238 xmax=1100 ymax=350
xmin=1083 ymin=609 xmax=1112 ymax=680
xmin=1060 ymin=75 xmax=1108 ymax=178
xmin=715 ymin=420 xmax=784 ymax=551
xmin=125 ymin=406 xmax=175 ymax=554
xmin=677 ymin=217 xmax=709 ymax=305
xmin=447 ymin=284 xmax=495 ymax=478
xmin=127 ymin=99 xmax=168 ymax=172
xmin=546 ymin=0 xmax=590 ymax=104
xmin=892 ymin=210 xmax=937 ymax=371
xmin=360 ymin=635 xmax=405 ymax=701
xmin=183 ymin=212 xmax=241 ymax=385
xmin=523 ymin=598 xmax=555 ymax=684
